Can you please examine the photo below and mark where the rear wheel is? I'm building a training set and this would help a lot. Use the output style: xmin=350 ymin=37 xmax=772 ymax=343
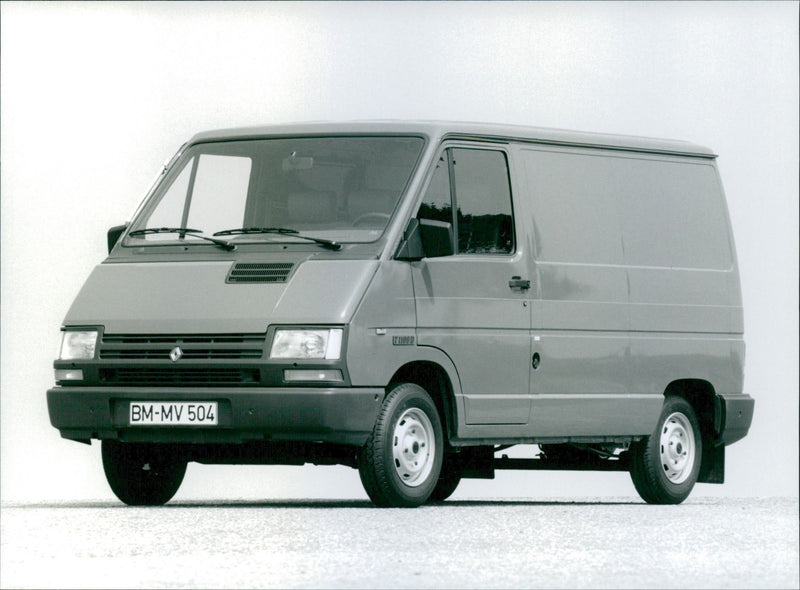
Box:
xmin=102 ymin=440 xmax=187 ymax=506
xmin=630 ymin=396 xmax=702 ymax=504
xmin=359 ymin=383 xmax=443 ymax=507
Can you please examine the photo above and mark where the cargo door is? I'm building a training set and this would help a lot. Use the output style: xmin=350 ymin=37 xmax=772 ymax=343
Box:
xmin=521 ymin=147 xmax=635 ymax=437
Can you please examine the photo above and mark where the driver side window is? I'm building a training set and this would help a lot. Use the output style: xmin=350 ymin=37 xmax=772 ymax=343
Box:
xmin=418 ymin=147 xmax=514 ymax=255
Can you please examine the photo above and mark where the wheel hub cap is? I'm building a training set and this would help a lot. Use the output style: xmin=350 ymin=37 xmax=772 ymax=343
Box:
xmin=659 ymin=412 xmax=696 ymax=484
xmin=392 ymin=408 xmax=435 ymax=487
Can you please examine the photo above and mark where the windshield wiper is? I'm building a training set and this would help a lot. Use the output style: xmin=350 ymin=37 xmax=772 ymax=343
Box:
xmin=128 ymin=227 xmax=237 ymax=251
xmin=212 ymin=227 xmax=342 ymax=251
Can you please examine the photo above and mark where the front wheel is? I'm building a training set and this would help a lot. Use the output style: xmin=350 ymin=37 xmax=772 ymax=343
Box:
xmin=428 ymin=452 xmax=463 ymax=502
xmin=359 ymin=383 xmax=444 ymax=507
xmin=630 ymin=396 xmax=702 ymax=504
xmin=102 ymin=440 xmax=187 ymax=506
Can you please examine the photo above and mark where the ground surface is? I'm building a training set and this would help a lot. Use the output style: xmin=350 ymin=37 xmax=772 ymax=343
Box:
xmin=1 ymin=496 xmax=797 ymax=589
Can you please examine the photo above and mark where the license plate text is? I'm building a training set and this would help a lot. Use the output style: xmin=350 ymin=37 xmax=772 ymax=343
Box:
xmin=129 ymin=402 xmax=218 ymax=426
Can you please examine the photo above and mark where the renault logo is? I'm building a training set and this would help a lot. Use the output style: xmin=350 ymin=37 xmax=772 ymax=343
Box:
xmin=169 ymin=347 xmax=183 ymax=362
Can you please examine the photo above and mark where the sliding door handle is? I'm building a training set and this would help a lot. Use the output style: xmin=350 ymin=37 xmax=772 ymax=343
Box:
xmin=508 ymin=276 xmax=530 ymax=290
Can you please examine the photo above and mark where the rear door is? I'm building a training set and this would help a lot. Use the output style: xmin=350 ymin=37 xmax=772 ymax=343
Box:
xmin=410 ymin=144 xmax=532 ymax=425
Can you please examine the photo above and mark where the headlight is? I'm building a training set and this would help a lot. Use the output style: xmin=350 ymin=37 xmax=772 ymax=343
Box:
xmin=270 ymin=329 xmax=343 ymax=360
xmin=59 ymin=330 xmax=98 ymax=360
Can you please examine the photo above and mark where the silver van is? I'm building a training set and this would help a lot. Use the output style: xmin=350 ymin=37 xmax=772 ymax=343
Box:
xmin=48 ymin=121 xmax=754 ymax=507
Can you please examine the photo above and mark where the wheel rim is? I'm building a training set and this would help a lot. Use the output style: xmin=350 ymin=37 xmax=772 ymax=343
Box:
xmin=659 ymin=412 xmax=696 ymax=484
xmin=392 ymin=408 xmax=435 ymax=487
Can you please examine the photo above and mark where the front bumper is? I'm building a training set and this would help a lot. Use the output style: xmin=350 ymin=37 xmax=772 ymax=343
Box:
xmin=47 ymin=386 xmax=384 ymax=446
xmin=716 ymin=392 xmax=755 ymax=446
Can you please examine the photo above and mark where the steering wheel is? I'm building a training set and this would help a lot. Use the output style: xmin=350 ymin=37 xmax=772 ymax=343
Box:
xmin=352 ymin=212 xmax=391 ymax=227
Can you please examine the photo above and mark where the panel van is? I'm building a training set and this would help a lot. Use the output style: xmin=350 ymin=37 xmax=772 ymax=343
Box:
xmin=47 ymin=121 xmax=754 ymax=507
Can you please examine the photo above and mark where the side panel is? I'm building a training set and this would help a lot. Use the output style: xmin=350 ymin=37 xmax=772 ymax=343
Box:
xmin=360 ymin=142 xmax=744 ymax=445
xmin=619 ymin=158 xmax=744 ymax=396
xmin=519 ymin=147 xmax=652 ymax=436
xmin=518 ymin=147 xmax=742 ymax=438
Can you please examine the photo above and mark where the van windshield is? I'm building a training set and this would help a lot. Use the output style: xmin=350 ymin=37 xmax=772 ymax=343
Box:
xmin=126 ymin=136 xmax=425 ymax=246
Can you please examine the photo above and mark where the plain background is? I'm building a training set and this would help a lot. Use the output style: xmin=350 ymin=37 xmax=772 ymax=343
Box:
xmin=1 ymin=1 xmax=797 ymax=503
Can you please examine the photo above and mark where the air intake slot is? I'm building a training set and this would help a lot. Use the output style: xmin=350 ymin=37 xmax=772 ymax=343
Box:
xmin=227 ymin=262 xmax=294 ymax=284
xmin=99 ymin=368 xmax=260 ymax=387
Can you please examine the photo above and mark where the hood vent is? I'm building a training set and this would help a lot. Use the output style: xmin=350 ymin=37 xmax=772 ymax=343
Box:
xmin=227 ymin=262 xmax=294 ymax=284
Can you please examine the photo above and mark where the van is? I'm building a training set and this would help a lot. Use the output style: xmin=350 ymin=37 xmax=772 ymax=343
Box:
xmin=48 ymin=121 xmax=754 ymax=507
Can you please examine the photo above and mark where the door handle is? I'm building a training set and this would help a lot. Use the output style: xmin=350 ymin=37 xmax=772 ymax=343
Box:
xmin=508 ymin=276 xmax=530 ymax=290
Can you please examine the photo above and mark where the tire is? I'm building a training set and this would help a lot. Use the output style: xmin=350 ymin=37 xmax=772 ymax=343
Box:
xmin=428 ymin=452 xmax=462 ymax=502
xmin=359 ymin=383 xmax=444 ymax=507
xmin=102 ymin=440 xmax=187 ymax=506
xmin=630 ymin=396 xmax=702 ymax=504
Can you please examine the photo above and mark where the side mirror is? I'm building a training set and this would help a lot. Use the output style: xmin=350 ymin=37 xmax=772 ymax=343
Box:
xmin=395 ymin=218 xmax=425 ymax=261
xmin=395 ymin=217 xmax=454 ymax=261
xmin=107 ymin=223 xmax=128 ymax=253
xmin=419 ymin=218 xmax=454 ymax=258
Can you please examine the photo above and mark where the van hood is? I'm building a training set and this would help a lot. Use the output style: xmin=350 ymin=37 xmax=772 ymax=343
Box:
xmin=63 ymin=259 xmax=379 ymax=334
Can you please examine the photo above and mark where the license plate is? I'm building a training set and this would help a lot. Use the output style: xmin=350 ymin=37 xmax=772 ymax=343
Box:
xmin=129 ymin=402 xmax=218 ymax=426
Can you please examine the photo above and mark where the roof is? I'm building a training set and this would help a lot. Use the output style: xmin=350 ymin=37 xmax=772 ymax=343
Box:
xmin=188 ymin=120 xmax=716 ymax=158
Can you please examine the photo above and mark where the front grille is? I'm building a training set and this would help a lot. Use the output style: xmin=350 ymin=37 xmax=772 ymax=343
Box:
xmin=99 ymin=333 xmax=265 ymax=360
xmin=99 ymin=368 xmax=260 ymax=386
xmin=227 ymin=262 xmax=294 ymax=283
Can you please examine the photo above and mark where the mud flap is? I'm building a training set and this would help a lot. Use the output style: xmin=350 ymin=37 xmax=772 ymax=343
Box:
xmin=461 ymin=446 xmax=496 ymax=479
xmin=698 ymin=440 xmax=725 ymax=484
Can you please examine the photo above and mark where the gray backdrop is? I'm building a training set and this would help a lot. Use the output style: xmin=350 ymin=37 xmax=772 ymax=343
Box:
xmin=1 ymin=1 xmax=796 ymax=503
